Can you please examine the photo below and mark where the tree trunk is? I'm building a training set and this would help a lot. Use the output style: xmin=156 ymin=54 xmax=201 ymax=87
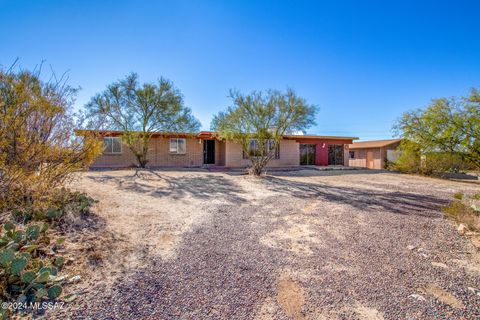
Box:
xmin=249 ymin=164 xmax=264 ymax=176
xmin=249 ymin=156 xmax=269 ymax=176
xmin=132 ymin=138 xmax=150 ymax=168
xmin=136 ymin=154 xmax=148 ymax=168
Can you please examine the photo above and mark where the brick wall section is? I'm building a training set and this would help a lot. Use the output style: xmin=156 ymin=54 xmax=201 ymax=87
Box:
xmin=224 ymin=139 xmax=300 ymax=167
xmin=215 ymin=140 xmax=226 ymax=166
xmin=90 ymin=136 xmax=353 ymax=168
xmin=90 ymin=137 xmax=204 ymax=168
xmin=149 ymin=137 xmax=203 ymax=167
xmin=91 ymin=141 xmax=138 ymax=168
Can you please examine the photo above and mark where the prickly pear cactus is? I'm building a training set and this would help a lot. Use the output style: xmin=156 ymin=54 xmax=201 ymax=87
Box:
xmin=0 ymin=220 xmax=66 ymax=312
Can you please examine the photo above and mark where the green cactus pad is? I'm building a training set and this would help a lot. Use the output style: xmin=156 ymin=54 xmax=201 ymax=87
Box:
xmin=11 ymin=257 xmax=27 ymax=275
xmin=21 ymin=271 xmax=36 ymax=283
xmin=0 ymin=248 xmax=15 ymax=267
xmin=47 ymin=285 xmax=62 ymax=299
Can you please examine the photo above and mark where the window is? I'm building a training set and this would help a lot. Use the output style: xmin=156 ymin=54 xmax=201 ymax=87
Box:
xmin=349 ymin=151 xmax=355 ymax=159
xmin=103 ymin=137 xmax=122 ymax=154
xmin=248 ymin=139 xmax=261 ymax=157
xmin=170 ymin=138 xmax=186 ymax=154
xmin=387 ymin=149 xmax=401 ymax=162
xmin=268 ymin=139 xmax=280 ymax=159
xmin=243 ymin=139 xmax=280 ymax=159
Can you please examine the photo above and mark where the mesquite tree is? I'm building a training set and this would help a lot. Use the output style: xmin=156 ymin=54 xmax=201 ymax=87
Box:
xmin=211 ymin=89 xmax=317 ymax=175
xmin=394 ymin=88 xmax=480 ymax=170
xmin=84 ymin=73 xmax=201 ymax=167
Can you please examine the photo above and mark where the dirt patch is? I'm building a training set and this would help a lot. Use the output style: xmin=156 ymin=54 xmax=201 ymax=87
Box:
xmin=276 ymin=276 xmax=305 ymax=319
xmin=431 ymin=261 xmax=449 ymax=269
xmin=302 ymin=202 xmax=318 ymax=214
xmin=355 ymin=304 xmax=385 ymax=320
xmin=451 ymin=253 xmax=480 ymax=274
xmin=261 ymin=221 xmax=321 ymax=255
xmin=422 ymin=283 xmax=465 ymax=309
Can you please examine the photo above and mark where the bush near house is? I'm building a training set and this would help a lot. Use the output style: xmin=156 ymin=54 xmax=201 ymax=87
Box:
xmin=393 ymin=88 xmax=480 ymax=175
xmin=0 ymin=66 xmax=101 ymax=317
xmin=391 ymin=141 xmax=475 ymax=175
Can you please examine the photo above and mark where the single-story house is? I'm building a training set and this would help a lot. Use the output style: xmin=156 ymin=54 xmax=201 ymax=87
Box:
xmin=348 ymin=139 xmax=402 ymax=169
xmin=76 ymin=130 xmax=358 ymax=169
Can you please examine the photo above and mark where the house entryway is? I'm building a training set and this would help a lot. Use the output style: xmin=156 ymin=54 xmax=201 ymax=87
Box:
xmin=203 ymin=140 xmax=215 ymax=164
xmin=328 ymin=144 xmax=344 ymax=165
xmin=300 ymin=144 xmax=316 ymax=165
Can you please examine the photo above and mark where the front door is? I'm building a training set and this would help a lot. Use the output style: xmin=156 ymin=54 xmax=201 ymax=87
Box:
xmin=328 ymin=144 xmax=344 ymax=165
xmin=203 ymin=140 xmax=215 ymax=164
xmin=366 ymin=151 xmax=374 ymax=169
xmin=300 ymin=144 xmax=316 ymax=165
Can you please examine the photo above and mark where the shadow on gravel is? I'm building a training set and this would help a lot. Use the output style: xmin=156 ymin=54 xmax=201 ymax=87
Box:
xmin=70 ymin=203 xmax=280 ymax=319
xmin=269 ymin=168 xmax=388 ymax=177
xmin=262 ymin=176 xmax=448 ymax=217
xmin=87 ymin=170 xmax=247 ymax=204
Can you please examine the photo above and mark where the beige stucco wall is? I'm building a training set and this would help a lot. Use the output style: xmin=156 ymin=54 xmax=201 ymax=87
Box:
xmin=349 ymin=142 xmax=401 ymax=169
xmin=224 ymin=139 xmax=300 ymax=167
xmin=348 ymin=148 xmax=383 ymax=169
xmin=343 ymin=144 xmax=350 ymax=167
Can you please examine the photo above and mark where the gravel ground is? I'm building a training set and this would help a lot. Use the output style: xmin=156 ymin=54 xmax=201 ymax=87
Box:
xmin=55 ymin=169 xmax=480 ymax=319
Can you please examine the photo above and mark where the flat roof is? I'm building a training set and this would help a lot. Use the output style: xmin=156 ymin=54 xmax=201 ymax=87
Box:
xmin=349 ymin=139 xmax=402 ymax=149
xmin=283 ymin=134 xmax=359 ymax=140
xmin=75 ymin=129 xmax=358 ymax=140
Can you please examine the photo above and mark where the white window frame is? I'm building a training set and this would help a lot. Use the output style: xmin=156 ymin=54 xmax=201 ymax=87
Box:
xmin=170 ymin=138 xmax=187 ymax=154
xmin=103 ymin=137 xmax=122 ymax=154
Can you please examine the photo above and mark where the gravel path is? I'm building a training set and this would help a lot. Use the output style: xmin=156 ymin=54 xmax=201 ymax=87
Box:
xmin=57 ymin=169 xmax=480 ymax=319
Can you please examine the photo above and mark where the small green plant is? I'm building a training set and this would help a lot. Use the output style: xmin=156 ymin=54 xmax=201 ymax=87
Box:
xmin=471 ymin=205 xmax=480 ymax=214
xmin=0 ymin=221 xmax=65 ymax=316
xmin=453 ymin=192 xmax=464 ymax=200
xmin=473 ymin=192 xmax=480 ymax=200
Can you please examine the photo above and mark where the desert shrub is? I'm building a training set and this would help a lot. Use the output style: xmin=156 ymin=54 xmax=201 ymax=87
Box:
xmin=0 ymin=67 xmax=102 ymax=213
xmin=11 ymin=189 xmax=96 ymax=226
xmin=0 ymin=66 xmax=101 ymax=317
xmin=0 ymin=221 xmax=66 ymax=318
xmin=424 ymin=153 xmax=474 ymax=174
xmin=389 ymin=141 xmax=421 ymax=173
xmin=443 ymin=197 xmax=480 ymax=232
xmin=453 ymin=192 xmax=464 ymax=200
xmin=473 ymin=193 xmax=480 ymax=200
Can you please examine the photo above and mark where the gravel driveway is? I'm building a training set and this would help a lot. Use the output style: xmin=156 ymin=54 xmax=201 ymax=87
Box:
xmin=58 ymin=169 xmax=480 ymax=319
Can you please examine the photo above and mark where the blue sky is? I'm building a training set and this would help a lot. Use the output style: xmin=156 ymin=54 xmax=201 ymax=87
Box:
xmin=1 ymin=1 xmax=479 ymax=140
